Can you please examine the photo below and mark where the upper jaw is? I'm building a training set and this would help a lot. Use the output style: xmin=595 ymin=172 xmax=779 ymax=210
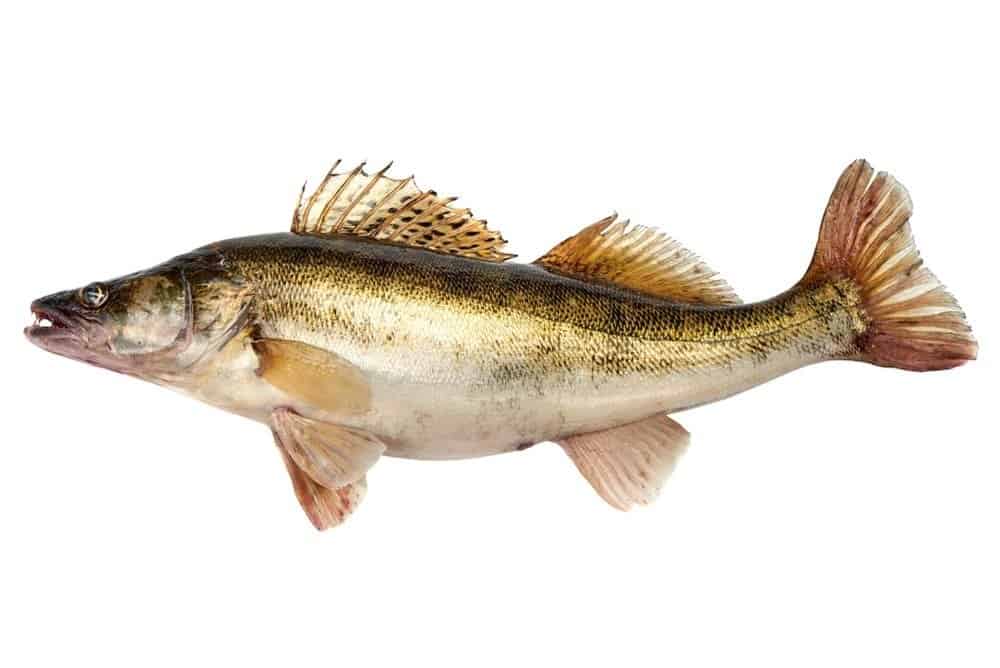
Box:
xmin=24 ymin=300 xmax=85 ymax=353
xmin=24 ymin=299 xmax=142 ymax=378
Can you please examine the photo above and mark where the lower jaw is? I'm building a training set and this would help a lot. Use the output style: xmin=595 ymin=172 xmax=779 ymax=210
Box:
xmin=24 ymin=325 xmax=78 ymax=347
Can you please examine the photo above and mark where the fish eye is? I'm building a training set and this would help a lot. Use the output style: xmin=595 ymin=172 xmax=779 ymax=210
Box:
xmin=78 ymin=282 xmax=109 ymax=309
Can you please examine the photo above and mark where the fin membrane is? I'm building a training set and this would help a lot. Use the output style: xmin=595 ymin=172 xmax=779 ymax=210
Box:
xmin=557 ymin=414 xmax=690 ymax=511
xmin=277 ymin=444 xmax=367 ymax=530
xmin=535 ymin=213 xmax=740 ymax=305
xmin=801 ymin=160 xmax=977 ymax=370
xmin=291 ymin=161 xmax=513 ymax=262
xmin=253 ymin=338 xmax=371 ymax=415
xmin=271 ymin=408 xmax=384 ymax=490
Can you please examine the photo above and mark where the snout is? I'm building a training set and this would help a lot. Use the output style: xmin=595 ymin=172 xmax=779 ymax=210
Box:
xmin=25 ymin=292 xmax=84 ymax=350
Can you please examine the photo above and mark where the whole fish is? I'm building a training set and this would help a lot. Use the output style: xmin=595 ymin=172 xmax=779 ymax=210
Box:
xmin=26 ymin=160 xmax=977 ymax=529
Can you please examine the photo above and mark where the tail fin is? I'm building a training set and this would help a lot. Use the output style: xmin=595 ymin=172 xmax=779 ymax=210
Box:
xmin=801 ymin=160 xmax=977 ymax=371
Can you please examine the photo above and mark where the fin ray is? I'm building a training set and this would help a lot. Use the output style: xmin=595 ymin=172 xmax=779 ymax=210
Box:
xmin=292 ymin=161 xmax=513 ymax=262
xmin=801 ymin=160 xmax=977 ymax=370
xmin=276 ymin=442 xmax=367 ymax=530
xmin=557 ymin=414 xmax=690 ymax=511
xmin=271 ymin=408 xmax=384 ymax=490
xmin=535 ymin=214 xmax=740 ymax=305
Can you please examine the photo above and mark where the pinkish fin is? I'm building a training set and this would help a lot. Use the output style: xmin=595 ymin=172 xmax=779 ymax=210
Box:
xmin=276 ymin=443 xmax=367 ymax=530
xmin=271 ymin=408 xmax=384 ymax=490
xmin=800 ymin=160 xmax=977 ymax=370
xmin=557 ymin=414 xmax=689 ymax=511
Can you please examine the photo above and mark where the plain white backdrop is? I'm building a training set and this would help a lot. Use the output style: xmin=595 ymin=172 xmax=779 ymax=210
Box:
xmin=2 ymin=2 xmax=996 ymax=666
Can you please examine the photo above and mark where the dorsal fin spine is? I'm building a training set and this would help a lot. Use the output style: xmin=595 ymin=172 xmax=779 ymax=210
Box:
xmin=348 ymin=164 xmax=399 ymax=234
xmin=334 ymin=163 xmax=386 ymax=234
xmin=333 ymin=162 xmax=392 ymax=232
xmin=386 ymin=192 xmax=433 ymax=241
xmin=351 ymin=162 xmax=397 ymax=234
xmin=418 ymin=199 xmax=449 ymax=225
xmin=300 ymin=160 xmax=342 ymax=228
xmin=375 ymin=178 xmax=423 ymax=237
xmin=439 ymin=216 xmax=477 ymax=242
xmin=292 ymin=181 xmax=307 ymax=228
xmin=319 ymin=162 xmax=365 ymax=234
xmin=369 ymin=177 xmax=413 ymax=236
xmin=292 ymin=161 xmax=513 ymax=262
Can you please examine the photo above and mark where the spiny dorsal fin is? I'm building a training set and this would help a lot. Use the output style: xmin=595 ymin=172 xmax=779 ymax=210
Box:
xmin=291 ymin=161 xmax=514 ymax=262
xmin=535 ymin=214 xmax=741 ymax=306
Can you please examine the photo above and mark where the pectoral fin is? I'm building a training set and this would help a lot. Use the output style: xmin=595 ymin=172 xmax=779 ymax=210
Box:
xmin=557 ymin=414 xmax=690 ymax=511
xmin=271 ymin=407 xmax=384 ymax=490
xmin=276 ymin=443 xmax=367 ymax=530
xmin=253 ymin=338 xmax=371 ymax=415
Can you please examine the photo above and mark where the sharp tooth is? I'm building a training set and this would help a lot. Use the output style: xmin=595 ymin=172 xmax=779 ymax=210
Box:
xmin=39 ymin=318 xmax=52 ymax=328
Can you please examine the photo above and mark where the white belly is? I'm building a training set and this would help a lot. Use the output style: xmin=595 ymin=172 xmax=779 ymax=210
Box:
xmin=171 ymin=336 xmax=812 ymax=460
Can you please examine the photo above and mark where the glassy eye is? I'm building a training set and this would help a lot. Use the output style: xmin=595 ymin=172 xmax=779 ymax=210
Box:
xmin=79 ymin=282 xmax=108 ymax=308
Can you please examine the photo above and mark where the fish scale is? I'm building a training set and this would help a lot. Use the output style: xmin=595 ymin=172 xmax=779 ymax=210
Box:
xmin=25 ymin=160 xmax=976 ymax=529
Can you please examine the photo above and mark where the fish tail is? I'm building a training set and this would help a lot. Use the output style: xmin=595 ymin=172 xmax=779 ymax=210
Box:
xmin=799 ymin=160 xmax=977 ymax=371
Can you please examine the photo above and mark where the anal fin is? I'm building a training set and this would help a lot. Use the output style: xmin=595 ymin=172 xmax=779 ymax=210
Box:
xmin=557 ymin=414 xmax=690 ymax=511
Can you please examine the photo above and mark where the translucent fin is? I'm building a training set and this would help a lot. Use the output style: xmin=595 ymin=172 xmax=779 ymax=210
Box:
xmin=535 ymin=214 xmax=740 ymax=305
xmin=557 ymin=414 xmax=690 ymax=511
xmin=801 ymin=160 xmax=977 ymax=371
xmin=271 ymin=408 xmax=384 ymax=490
xmin=276 ymin=442 xmax=367 ymax=531
xmin=291 ymin=161 xmax=513 ymax=262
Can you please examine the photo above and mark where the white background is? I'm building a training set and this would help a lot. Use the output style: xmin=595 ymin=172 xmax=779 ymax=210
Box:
xmin=2 ymin=2 xmax=996 ymax=666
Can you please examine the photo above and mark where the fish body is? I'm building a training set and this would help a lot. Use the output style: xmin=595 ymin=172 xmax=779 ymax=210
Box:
xmin=183 ymin=233 xmax=861 ymax=459
xmin=26 ymin=160 xmax=977 ymax=528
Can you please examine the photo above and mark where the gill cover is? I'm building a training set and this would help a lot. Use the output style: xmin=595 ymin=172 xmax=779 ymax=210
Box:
xmin=27 ymin=253 xmax=252 ymax=378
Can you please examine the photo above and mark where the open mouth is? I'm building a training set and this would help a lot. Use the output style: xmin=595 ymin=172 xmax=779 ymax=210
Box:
xmin=25 ymin=305 xmax=76 ymax=341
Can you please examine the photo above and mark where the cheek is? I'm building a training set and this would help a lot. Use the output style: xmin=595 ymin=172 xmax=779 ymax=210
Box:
xmin=108 ymin=276 xmax=187 ymax=355
xmin=110 ymin=306 xmax=186 ymax=355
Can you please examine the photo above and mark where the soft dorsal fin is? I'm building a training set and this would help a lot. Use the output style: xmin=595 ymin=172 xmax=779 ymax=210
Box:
xmin=291 ymin=161 xmax=514 ymax=262
xmin=534 ymin=214 xmax=741 ymax=306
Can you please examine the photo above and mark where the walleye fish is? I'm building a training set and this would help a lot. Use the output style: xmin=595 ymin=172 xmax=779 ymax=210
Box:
xmin=26 ymin=160 xmax=977 ymax=529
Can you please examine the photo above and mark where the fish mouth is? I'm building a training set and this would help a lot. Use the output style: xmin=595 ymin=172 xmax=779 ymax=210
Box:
xmin=25 ymin=299 xmax=134 ymax=375
xmin=24 ymin=302 xmax=82 ymax=347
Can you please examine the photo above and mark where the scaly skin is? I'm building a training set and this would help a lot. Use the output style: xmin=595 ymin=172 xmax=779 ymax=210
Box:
xmin=173 ymin=232 xmax=867 ymax=459
xmin=24 ymin=159 xmax=976 ymax=529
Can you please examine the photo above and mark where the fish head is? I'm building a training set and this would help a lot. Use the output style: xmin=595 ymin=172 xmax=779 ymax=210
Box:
xmin=26 ymin=256 xmax=250 ymax=380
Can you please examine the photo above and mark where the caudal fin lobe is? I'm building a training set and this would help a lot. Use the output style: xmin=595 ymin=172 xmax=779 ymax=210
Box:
xmin=801 ymin=160 xmax=977 ymax=371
